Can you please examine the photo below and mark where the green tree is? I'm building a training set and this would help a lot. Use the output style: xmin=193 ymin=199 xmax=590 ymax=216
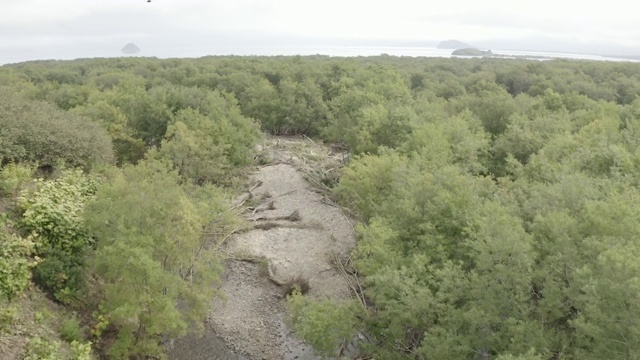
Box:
xmin=241 ymin=77 xmax=285 ymax=134
xmin=288 ymin=293 xmax=363 ymax=357
xmin=158 ymin=92 xmax=260 ymax=184
xmin=102 ymin=77 xmax=171 ymax=146
xmin=452 ymin=86 xmax=518 ymax=136
xmin=276 ymin=77 xmax=329 ymax=136
xmin=335 ymin=150 xmax=409 ymax=222
xmin=402 ymin=110 xmax=489 ymax=174
xmin=84 ymin=159 xmax=243 ymax=358
xmin=72 ymin=100 xmax=146 ymax=165
xmin=492 ymin=111 xmax=572 ymax=175
xmin=0 ymin=89 xmax=114 ymax=169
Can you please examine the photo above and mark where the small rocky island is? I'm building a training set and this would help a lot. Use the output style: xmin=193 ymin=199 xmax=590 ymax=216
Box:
xmin=452 ymin=48 xmax=493 ymax=56
xmin=121 ymin=43 xmax=140 ymax=54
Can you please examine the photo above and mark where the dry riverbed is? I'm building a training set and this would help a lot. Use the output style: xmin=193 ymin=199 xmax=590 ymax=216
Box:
xmin=168 ymin=137 xmax=356 ymax=360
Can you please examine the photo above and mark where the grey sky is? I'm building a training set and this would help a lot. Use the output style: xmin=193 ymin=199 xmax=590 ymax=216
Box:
xmin=1 ymin=0 xmax=639 ymax=60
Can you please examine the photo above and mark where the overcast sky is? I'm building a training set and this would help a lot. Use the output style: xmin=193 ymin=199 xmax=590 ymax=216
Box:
xmin=1 ymin=0 xmax=639 ymax=62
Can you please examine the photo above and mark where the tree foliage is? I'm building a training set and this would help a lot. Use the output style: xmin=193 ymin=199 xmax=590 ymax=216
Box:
xmin=3 ymin=54 xmax=640 ymax=359
xmin=84 ymin=159 xmax=243 ymax=358
xmin=0 ymin=89 xmax=114 ymax=169
xmin=288 ymin=292 xmax=364 ymax=357
xmin=158 ymin=91 xmax=261 ymax=184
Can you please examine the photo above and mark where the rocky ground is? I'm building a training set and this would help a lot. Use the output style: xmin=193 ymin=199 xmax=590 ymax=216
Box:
xmin=168 ymin=137 xmax=357 ymax=360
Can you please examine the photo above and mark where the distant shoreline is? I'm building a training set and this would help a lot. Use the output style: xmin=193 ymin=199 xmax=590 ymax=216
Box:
xmin=1 ymin=46 xmax=638 ymax=66
xmin=603 ymin=54 xmax=640 ymax=61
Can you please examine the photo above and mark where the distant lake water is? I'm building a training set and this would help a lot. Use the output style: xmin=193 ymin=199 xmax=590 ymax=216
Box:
xmin=1 ymin=45 xmax=637 ymax=65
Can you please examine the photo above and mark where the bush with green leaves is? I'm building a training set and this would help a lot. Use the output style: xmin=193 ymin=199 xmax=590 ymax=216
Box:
xmin=60 ymin=316 xmax=84 ymax=343
xmin=20 ymin=337 xmax=92 ymax=360
xmin=0 ymin=217 xmax=35 ymax=301
xmin=22 ymin=337 xmax=62 ymax=360
xmin=17 ymin=169 xmax=97 ymax=303
xmin=68 ymin=341 xmax=93 ymax=360
xmin=0 ymin=304 xmax=19 ymax=333
xmin=288 ymin=292 xmax=363 ymax=357
xmin=0 ymin=163 xmax=35 ymax=198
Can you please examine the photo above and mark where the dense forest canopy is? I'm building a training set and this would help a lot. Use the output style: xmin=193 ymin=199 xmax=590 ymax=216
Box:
xmin=1 ymin=55 xmax=640 ymax=359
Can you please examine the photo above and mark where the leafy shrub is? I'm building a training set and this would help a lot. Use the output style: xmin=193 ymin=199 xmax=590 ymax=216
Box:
xmin=22 ymin=337 xmax=62 ymax=360
xmin=31 ymin=248 xmax=86 ymax=304
xmin=288 ymin=293 xmax=363 ymax=356
xmin=18 ymin=169 xmax=97 ymax=253
xmin=283 ymin=275 xmax=310 ymax=296
xmin=0 ymin=163 xmax=34 ymax=198
xmin=69 ymin=341 xmax=92 ymax=360
xmin=0 ymin=218 xmax=35 ymax=301
xmin=60 ymin=316 xmax=84 ymax=343
xmin=22 ymin=336 xmax=92 ymax=360
xmin=17 ymin=170 xmax=97 ymax=303
xmin=0 ymin=304 xmax=19 ymax=333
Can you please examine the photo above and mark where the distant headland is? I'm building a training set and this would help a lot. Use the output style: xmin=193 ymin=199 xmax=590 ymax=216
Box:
xmin=452 ymin=48 xmax=493 ymax=56
xmin=437 ymin=40 xmax=475 ymax=49
xmin=437 ymin=40 xmax=495 ymax=58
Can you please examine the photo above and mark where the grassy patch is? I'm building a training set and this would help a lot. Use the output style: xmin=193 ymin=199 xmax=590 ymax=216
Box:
xmin=283 ymin=275 xmax=311 ymax=296
xmin=0 ymin=288 xmax=93 ymax=360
